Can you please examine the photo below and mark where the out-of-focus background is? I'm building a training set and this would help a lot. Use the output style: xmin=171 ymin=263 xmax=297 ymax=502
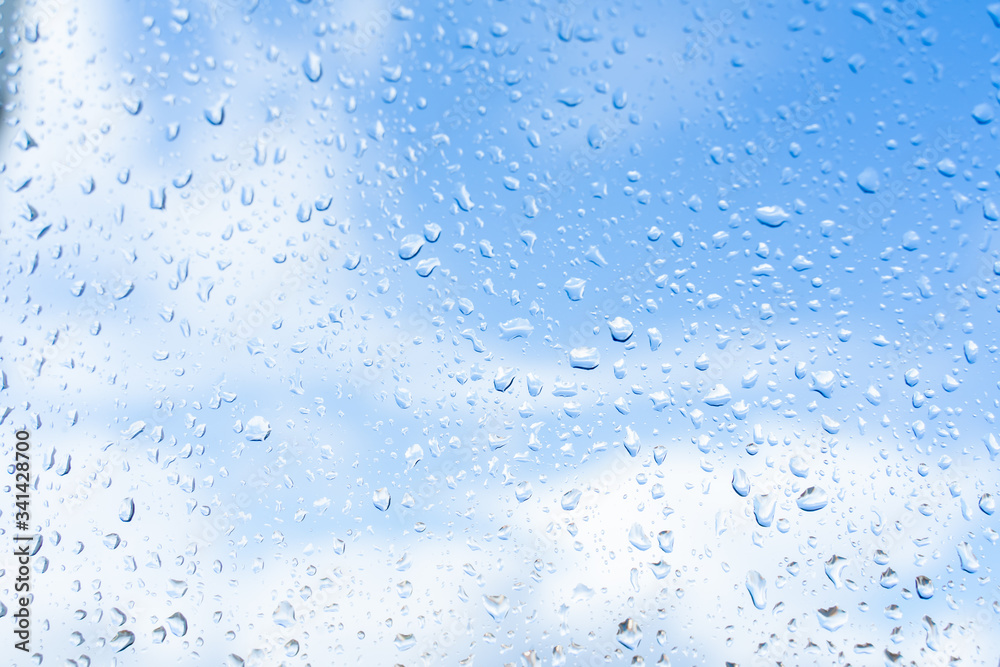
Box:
xmin=2 ymin=0 xmax=999 ymax=665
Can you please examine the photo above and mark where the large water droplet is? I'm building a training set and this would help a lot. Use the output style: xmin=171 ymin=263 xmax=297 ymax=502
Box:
xmin=616 ymin=618 xmax=642 ymax=650
xmin=372 ymin=487 xmax=391 ymax=511
xmin=119 ymin=498 xmax=135 ymax=522
xmin=732 ymin=468 xmax=750 ymax=497
xmin=755 ymin=205 xmax=789 ymax=227
xmin=245 ymin=416 xmax=271 ymax=441
xmin=915 ymin=575 xmax=934 ymax=599
xmin=956 ymin=542 xmax=979 ymax=573
xmin=753 ymin=493 xmax=775 ymax=527
xmin=399 ymin=234 xmax=425 ymax=260
xmin=703 ymin=384 xmax=731 ymax=406
xmin=816 ymin=606 xmax=847 ymax=631
xmin=272 ymin=601 xmax=296 ymax=627
xmin=483 ymin=594 xmax=510 ymax=621
xmin=562 ymin=489 xmax=582 ymax=511
xmin=608 ymin=317 xmax=634 ymax=342
xmin=111 ymin=630 xmax=135 ymax=652
xmin=856 ymin=167 xmax=879 ymax=193
xmin=166 ymin=612 xmax=188 ymax=636
xmin=628 ymin=523 xmax=651 ymax=550
xmin=824 ymin=555 xmax=847 ymax=588
xmin=569 ymin=347 xmax=600 ymax=370
xmin=205 ymin=99 xmax=226 ymax=126
xmin=796 ymin=486 xmax=828 ymax=511
xmin=303 ymin=51 xmax=322 ymax=82
xmin=494 ymin=366 xmax=516 ymax=392
xmin=563 ymin=278 xmax=586 ymax=301
xmin=746 ymin=571 xmax=766 ymax=610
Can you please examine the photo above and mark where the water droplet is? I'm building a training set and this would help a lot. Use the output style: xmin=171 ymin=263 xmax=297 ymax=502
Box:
xmin=623 ymin=426 xmax=641 ymax=457
xmin=556 ymin=87 xmax=583 ymax=106
xmin=205 ymin=99 xmax=226 ymax=125
xmin=563 ymin=278 xmax=586 ymax=301
xmin=119 ymin=498 xmax=135 ymax=522
xmin=703 ymin=384 xmax=731 ymax=407
xmin=915 ymin=575 xmax=934 ymax=599
xmin=824 ymin=555 xmax=847 ymax=588
xmin=373 ymin=487 xmax=391 ymax=511
xmin=272 ymin=601 xmax=296 ymax=627
xmin=628 ymin=523 xmax=651 ymax=550
xmin=956 ymin=542 xmax=979 ymax=573
xmin=972 ymin=102 xmax=994 ymax=124
xmin=796 ymin=486 xmax=828 ymax=511
xmin=499 ymin=318 xmax=533 ymax=340
xmin=415 ymin=257 xmax=440 ymax=276
xmin=303 ymin=51 xmax=322 ymax=82
xmin=816 ymin=606 xmax=847 ymax=631
xmin=755 ymin=205 xmax=790 ymax=227
xmin=515 ymin=481 xmax=533 ymax=502
xmin=616 ymin=618 xmax=642 ymax=650
xmin=561 ymin=489 xmax=582 ymax=510
xmin=587 ymin=124 xmax=606 ymax=149
xmin=111 ymin=630 xmax=135 ymax=652
xmin=454 ymin=183 xmax=474 ymax=211
xmin=746 ymin=571 xmax=766 ymax=610
xmin=569 ymin=347 xmax=600 ymax=370
xmin=809 ymin=370 xmax=837 ymax=398
xmin=483 ymin=594 xmax=510 ymax=621
xmin=732 ymin=468 xmax=750 ymax=497
xmin=857 ymin=167 xmax=879 ymax=193
xmin=245 ymin=416 xmax=271 ymax=441
xmin=394 ymin=386 xmax=412 ymax=408
xmin=494 ymin=366 xmax=516 ymax=392
xmin=166 ymin=612 xmax=188 ymax=636
xmin=608 ymin=317 xmax=634 ymax=342
xmin=399 ymin=234 xmax=425 ymax=260
xmin=753 ymin=494 xmax=775 ymax=527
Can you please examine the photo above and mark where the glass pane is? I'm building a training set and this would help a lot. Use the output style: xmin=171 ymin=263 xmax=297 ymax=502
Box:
xmin=2 ymin=1 xmax=998 ymax=665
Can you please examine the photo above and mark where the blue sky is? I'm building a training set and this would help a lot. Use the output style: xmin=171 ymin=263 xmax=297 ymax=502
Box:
xmin=2 ymin=0 xmax=999 ymax=665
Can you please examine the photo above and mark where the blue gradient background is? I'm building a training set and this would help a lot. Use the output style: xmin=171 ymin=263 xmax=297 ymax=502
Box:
xmin=2 ymin=0 xmax=999 ymax=665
